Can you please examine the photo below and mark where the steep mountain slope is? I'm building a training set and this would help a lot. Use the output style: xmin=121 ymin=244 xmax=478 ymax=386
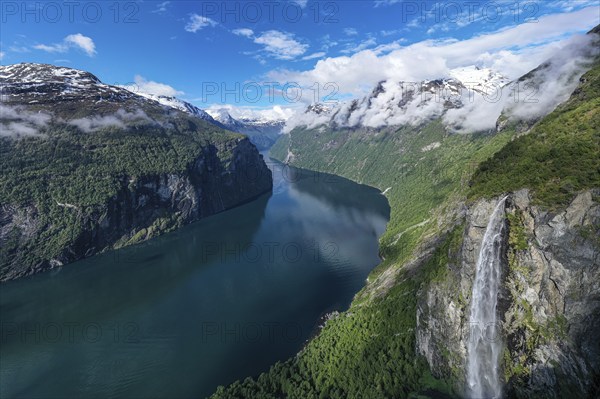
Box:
xmin=211 ymin=28 xmax=600 ymax=398
xmin=0 ymin=63 xmax=272 ymax=282
xmin=119 ymin=86 xmax=285 ymax=150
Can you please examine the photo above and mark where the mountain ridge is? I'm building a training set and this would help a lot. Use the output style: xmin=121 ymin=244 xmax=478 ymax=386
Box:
xmin=211 ymin=25 xmax=600 ymax=399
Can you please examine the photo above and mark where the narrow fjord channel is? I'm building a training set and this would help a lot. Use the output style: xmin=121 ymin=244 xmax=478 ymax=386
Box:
xmin=0 ymin=154 xmax=390 ymax=399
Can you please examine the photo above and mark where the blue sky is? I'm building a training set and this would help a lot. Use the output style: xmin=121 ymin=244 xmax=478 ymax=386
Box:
xmin=1 ymin=0 xmax=599 ymax=116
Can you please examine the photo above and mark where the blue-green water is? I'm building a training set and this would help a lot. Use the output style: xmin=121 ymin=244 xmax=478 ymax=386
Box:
xmin=0 ymin=155 xmax=389 ymax=399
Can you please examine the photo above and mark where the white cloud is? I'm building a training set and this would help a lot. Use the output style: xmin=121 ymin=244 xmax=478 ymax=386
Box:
xmin=232 ymin=28 xmax=254 ymax=38
xmin=283 ymin=32 xmax=599 ymax=134
xmin=268 ymin=7 xmax=599 ymax=97
xmin=344 ymin=28 xmax=358 ymax=36
xmin=152 ymin=1 xmax=170 ymax=13
xmin=253 ymin=30 xmax=308 ymax=60
xmin=0 ymin=51 xmax=4 ymax=60
xmin=442 ymin=34 xmax=599 ymax=133
xmin=302 ymin=52 xmax=326 ymax=61
xmin=277 ymin=8 xmax=599 ymax=133
xmin=185 ymin=14 xmax=218 ymax=33
xmin=8 ymin=46 xmax=30 ymax=53
xmin=33 ymin=33 xmax=96 ymax=57
xmin=33 ymin=43 xmax=67 ymax=53
xmin=64 ymin=34 xmax=96 ymax=56
xmin=542 ymin=0 xmax=599 ymax=12
xmin=69 ymin=109 xmax=151 ymax=133
xmin=341 ymin=38 xmax=377 ymax=54
xmin=319 ymin=34 xmax=338 ymax=51
xmin=0 ymin=104 xmax=52 ymax=138
xmin=292 ymin=0 xmax=308 ymax=8
xmin=132 ymin=75 xmax=184 ymax=97
xmin=381 ymin=29 xmax=402 ymax=37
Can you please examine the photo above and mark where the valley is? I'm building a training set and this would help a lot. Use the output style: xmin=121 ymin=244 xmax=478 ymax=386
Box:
xmin=1 ymin=6 xmax=599 ymax=399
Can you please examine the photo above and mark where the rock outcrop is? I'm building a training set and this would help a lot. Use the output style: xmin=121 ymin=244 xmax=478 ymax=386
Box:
xmin=416 ymin=190 xmax=600 ymax=397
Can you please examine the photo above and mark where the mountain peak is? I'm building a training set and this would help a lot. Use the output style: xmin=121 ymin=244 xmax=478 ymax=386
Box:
xmin=449 ymin=66 xmax=510 ymax=90
xmin=132 ymin=91 xmax=216 ymax=123
xmin=0 ymin=63 xmax=101 ymax=86
xmin=207 ymin=108 xmax=238 ymax=125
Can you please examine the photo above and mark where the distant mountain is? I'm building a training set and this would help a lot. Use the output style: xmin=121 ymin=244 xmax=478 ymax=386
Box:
xmin=207 ymin=108 xmax=286 ymax=150
xmin=291 ymin=66 xmax=510 ymax=131
xmin=448 ymin=65 xmax=510 ymax=91
xmin=118 ymin=88 xmax=286 ymax=151
xmin=0 ymin=63 xmax=272 ymax=281
xmin=133 ymin=92 xmax=220 ymax=125
xmin=234 ymin=28 xmax=600 ymax=399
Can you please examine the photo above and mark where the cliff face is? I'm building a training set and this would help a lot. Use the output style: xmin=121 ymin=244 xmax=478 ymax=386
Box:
xmin=0 ymin=137 xmax=271 ymax=282
xmin=0 ymin=63 xmax=274 ymax=282
xmin=416 ymin=190 xmax=600 ymax=397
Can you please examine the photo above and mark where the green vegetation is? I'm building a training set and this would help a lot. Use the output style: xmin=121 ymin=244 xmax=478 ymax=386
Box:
xmin=507 ymin=211 xmax=528 ymax=251
xmin=469 ymin=62 xmax=600 ymax=208
xmin=209 ymin=120 xmax=516 ymax=398
xmin=0 ymin=116 xmax=243 ymax=278
xmin=272 ymin=121 xmax=513 ymax=267
xmin=215 ymin=54 xmax=600 ymax=398
xmin=211 ymin=226 xmax=464 ymax=399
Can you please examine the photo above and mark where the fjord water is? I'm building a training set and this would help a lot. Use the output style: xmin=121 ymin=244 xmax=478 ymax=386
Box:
xmin=466 ymin=196 xmax=508 ymax=399
xmin=0 ymin=154 xmax=389 ymax=399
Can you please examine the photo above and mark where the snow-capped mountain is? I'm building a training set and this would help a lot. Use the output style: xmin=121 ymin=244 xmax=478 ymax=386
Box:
xmin=207 ymin=108 xmax=286 ymax=150
xmin=306 ymin=103 xmax=333 ymax=115
xmin=0 ymin=63 xmax=143 ymax=107
xmin=124 ymin=90 xmax=286 ymax=150
xmin=207 ymin=108 xmax=247 ymax=131
xmin=286 ymin=66 xmax=510 ymax=131
xmin=133 ymin=92 xmax=218 ymax=124
xmin=449 ymin=66 xmax=510 ymax=92
xmin=0 ymin=62 xmax=245 ymax=139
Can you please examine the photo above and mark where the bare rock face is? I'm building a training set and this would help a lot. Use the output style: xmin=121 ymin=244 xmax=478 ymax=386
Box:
xmin=416 ymin=197 xmax=501 ymax=392
xmin=416 ymin=190 xmax=600 ymax=397
xmin=502 ymin=190 xmax=600 ymax=398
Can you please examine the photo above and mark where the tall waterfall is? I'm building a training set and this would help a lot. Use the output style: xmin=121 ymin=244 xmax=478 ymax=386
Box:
xmin=466 ymin=196 xmax=508 ymax=399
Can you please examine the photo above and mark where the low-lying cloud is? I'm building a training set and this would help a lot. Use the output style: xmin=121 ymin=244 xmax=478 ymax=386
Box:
xmin=69 ymin=109 xmax=152 ymax=133
xmin=443 ymin=33 xmax=599 ymax=133
xmin=0 ymin=104 xmax=52 ymax=138
xmin=285 ymin=31 xmax=599 ymax=134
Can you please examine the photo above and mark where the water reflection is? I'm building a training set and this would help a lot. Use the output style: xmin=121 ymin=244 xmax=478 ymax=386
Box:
xmin=0 ymin=154 xmax=389 ymax=399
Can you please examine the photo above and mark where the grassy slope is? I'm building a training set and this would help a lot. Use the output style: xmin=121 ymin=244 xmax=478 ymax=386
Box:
xmin=469 ymin=61 xmax=600 ymax=207
xmin=0 ymin=116 xmax=243 ymax=276
xmin=272 ymin=121 xmax=513 ymax=269
xmin=211 ymin=120 xmax=515 ymax=399
xmin=211 ymin=55 xmax=600 ymax=399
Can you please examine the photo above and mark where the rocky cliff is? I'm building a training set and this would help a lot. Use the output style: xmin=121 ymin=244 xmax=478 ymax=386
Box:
xmin=0 ymin=64 xmax=272 ymax=281
xmin=416 ymin=190 xmax=600 ymax=397
xmin=209 ymin=26 xmax=599 ymax=398
xmin=0 ymin=136 xmax=272 ymax=282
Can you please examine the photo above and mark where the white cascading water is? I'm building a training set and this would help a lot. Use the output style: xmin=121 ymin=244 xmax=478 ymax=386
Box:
xmin=466 ymin=196 xmax=508 ymax=399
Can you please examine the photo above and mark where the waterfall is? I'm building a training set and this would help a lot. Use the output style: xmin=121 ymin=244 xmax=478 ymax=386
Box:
xmin=466 ymin=196 xmax=508 ymax=399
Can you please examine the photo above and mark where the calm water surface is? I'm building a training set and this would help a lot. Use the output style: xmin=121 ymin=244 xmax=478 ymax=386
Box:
xmin=0 ymin=154 xmax=389 ymax=399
